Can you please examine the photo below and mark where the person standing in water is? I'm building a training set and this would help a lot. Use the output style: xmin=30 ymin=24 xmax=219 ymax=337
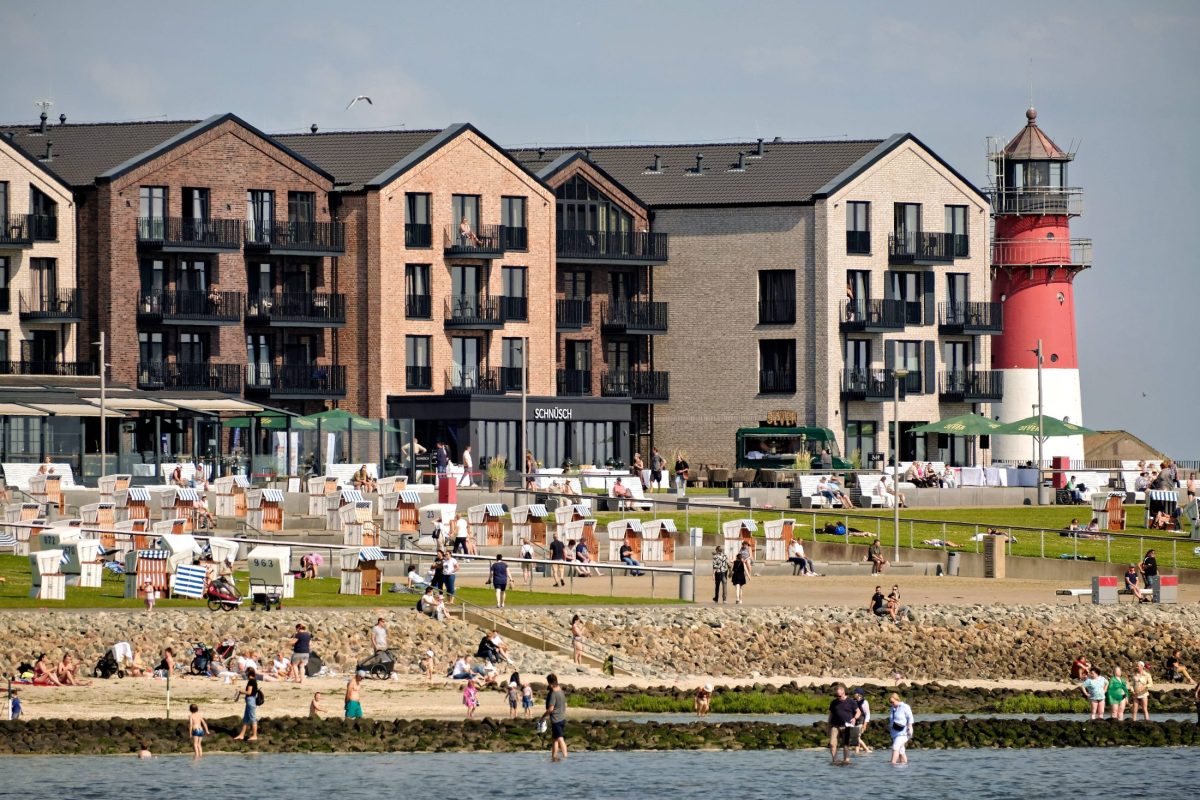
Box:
xmin=888 ymin=693 xmax=914 ymax=765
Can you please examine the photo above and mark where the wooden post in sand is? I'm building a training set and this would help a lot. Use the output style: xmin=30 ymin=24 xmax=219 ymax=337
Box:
xmin=166 ymin=671 xmax=171 ymax=719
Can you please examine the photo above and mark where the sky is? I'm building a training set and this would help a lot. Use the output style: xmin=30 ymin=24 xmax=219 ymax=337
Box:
xmin=3 ymin=0 xmax=1198 ymax=456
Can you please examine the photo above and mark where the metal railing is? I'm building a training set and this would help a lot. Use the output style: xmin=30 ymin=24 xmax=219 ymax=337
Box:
xmin=556 ymin=229 xmax=668 ymax=262
xmin=245 ymin=292 xmax=345 ymax=325
xmin=841 ymin=369 xmax=921 ymax=400
xmin=137 ymin=216 xmax=242 ymax=249
xmin=405 ymin=294 xmax=432 ymax=319
xmin=499 ymin=366 xmax=525 ymax=392
xmin=989 ymin=187 xmax=1084 ymax=216
xmin=759 ymin=369 xmax=795 ymax=394
xmin=138 ymin=290 xmax=242 ymax=323
xmin=406 ymin=365 xmax=432 ymax=390
xmin=840 ymin=298 xmax=908 ymax=330
xmin=137 ymin=361 xmax=241 ymax=393
xmin=30 ymin=214 xmax=56 ymax=241
xmin=889 ymin=231 xmax=957 ymax=263
xmin=245 ymin=220 xmax=345 ymax=253
xmin=601 ymin=299 xmax=668 ymax=333
xmin=992 ymin=238 xmax=1093 ymax=268
xmin=500 ymin=225 xmax=528 ymax=251
xmin=556 ymin=368 xmax=592 ymax=396
xmin=499 ymin=295 xmax=527 ymax=321
xmin=939 ymin=370 xmax=1003 ymax=402
xmin=443 ymin=224 xmax=504 ymax=256
xmin=444 ymin=295 xmax=502 ymax=327
xmin=268 ymin=363 xmax=347 ymax=397
xmin=556 ymin=298 xmax=591 ymax=329
xmin=939 ymin=301 xmax=1003 ymax=334
xmin=0 ymin=360 xmax=96 ymax=376
xmin=19 ymin=288 xmax=81 ymax=319
xmin=0 ymin=213 xmax=35 ymax=246
xmin=602 ymin=369 xmax=669 ymax=401
xmin=405 ymin=223 xmax=432 ymax=248
xmin=445 ymin=367 xmax=501 ymax=395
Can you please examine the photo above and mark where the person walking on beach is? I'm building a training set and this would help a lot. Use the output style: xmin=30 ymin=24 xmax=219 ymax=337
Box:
xmin=7 ymin=689 xmax=21 ymax=720
xmin=650 ymin=447 xmax=665 ymax=492
xmin=549 ymin=533 xmax=567 ymax=587
xmin=370 ymin=617 xmax=388 ymax=655
xmin=888 ymin=693 xmax=914 ymax=765
xmin=731 ymin=550 xmax=750 ymax=604
xmin=463 ymin=678 xmax=480 ymax=719
xmin=490 ymin=553 xmax=510 ymax=608
xmin=828 ymin=683 xmax=861 ymax=765
xmin=506 ymin=681 xmax=520 ymax=719
xmin=1131 ymin=661 xmax=1153 ymax=721
xmin=519 ymin=537 xmax=535 ymax=584
xmin=232 ymin=667 xmax=259 ymax=741
xmin=1081 ymin=667 xmax=1108 ymax=719
xmin=570 ymin=614 xmax=585 ymax=665
xmin=345 ymin=671 xmax=365 ymax=718
xmin=712 ymin=546 xmax=730 ymax=603
xmin=542 ymin=673 xmax=568 ymax=762
xmin=290 ymin=623 xmax=312 ymax=684
xmin=188 ymin=703 xmax=209 ymax=757
xmin=1107 ymin=666 xmax=1129 ymax=721
xmin=853 ymin=687 xmax=873 ymax=753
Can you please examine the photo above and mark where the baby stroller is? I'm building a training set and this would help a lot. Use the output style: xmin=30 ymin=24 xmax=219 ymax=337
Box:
xmin=356 ymin=650 xmax=395 ymax=679
xmin=205 ymin=575 xmax=242 ymax=612
xmin=94 ymin=647 xmax=125 ymax=679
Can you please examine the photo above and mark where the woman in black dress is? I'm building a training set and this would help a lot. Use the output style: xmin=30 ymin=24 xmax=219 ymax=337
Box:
xmin=431 ymin=551 xmax=446 ymax=592
xmin=731 ymin=552 xmax=750 ymax=605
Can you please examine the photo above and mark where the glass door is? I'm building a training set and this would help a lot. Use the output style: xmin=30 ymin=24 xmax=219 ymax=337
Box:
xmin=247 ymin=333 xmax=271 ymax=387
xmin=889 ymin=271 xmax=922 ymax=324
xmin=893 ymin=203 xmax=920 ymax=252
xmin=451 ymin=265 xmax=483 ymax=317
xmin=452 ymin=336 xmax=480 ymax=388
xmin=946 ymin=273 xmax=968 ymax=324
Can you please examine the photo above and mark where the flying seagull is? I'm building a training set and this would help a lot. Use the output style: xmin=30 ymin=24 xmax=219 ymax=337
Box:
xmin=345 ymin=95 xmax=373 ymax=110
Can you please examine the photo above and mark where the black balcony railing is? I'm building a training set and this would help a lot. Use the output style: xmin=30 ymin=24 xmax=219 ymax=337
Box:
xmin=499 ymin=295 xmax=528 ymax=321
xmin=406 ymin=365 xmax=432 ymax=390
xmin=245 ymin=220 xmax=345 ymax=254
xmin=938 ymin=301 xmax=1003 ymax=335
xmin=0 ymin=360 xmax=96 ymax=376
xmin=557 ymin=229 xmax=668 ymax=263
xmin=989 ymin=187 xmax=1083 ymax=216
xmin=939 ymin=370 xmax=1003 ymax=402
xmin=841 ymin=369 xmax=922 ymax=401
xmin=138 ymin=361 xmax=241 ymax=393
xmin=601 ymin=300 xmax=668 ymax=333
xmin=445 ymin=367 xmax=501 ymax=395
xmin=271 ymin=363 xmax=347 ymax=397
xmin=556 ymin=298 xmax=591 ymax=329
xmin=846 ymin=230 xmax=871 ymax=255
xmin=444 ymin=295 xmax=503 ymax=328
xmin=31 ymin=214 xmax=56 ymax=241
xmin=889 ymin=231 xmax=956 ymax=263
xmin=758 ymin=298 xmax=796 ymax=325
xmin=0 ymin=213 xmax=35 ymax=247
xmin=19 ymin=288 xmax=81 ymax=320
xmin=500 ymin=226 xmax=528 ymax=251
xmin=758 ymin=370 xmax=796 ymax=394
xmin=0 ymin=287 xmax=9 ymax=313
xmin=556 ymin=368 xmax=592 ymax=396
xmin=406 ymin=294 xmax=432 ymax=319
xmin=137 ymin=217 xmax=242 ymax=250
xmin=405 ymin=223 xmax=433 ymax=248
xmin=138 ymin=290 xmax=242 ymax=324
xmin=601 ymin=370 xmax=669 ymax=402
xmin=840 ymin=299 xmax=907 ymax=332
xmin=246 ymin=292 xmax=345 ymax=326
xmin=500 ymin=366 xmax=525 ymax=392
xmin=444 ymin=224 xmax=504 ymax=257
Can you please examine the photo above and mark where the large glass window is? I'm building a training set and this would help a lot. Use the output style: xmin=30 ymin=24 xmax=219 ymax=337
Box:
xmin=758 ymin=269 xmax=795 ymax=324
xmin=0 ymin=257 xmax=9 ymax=313
xmin=178 ymin=260 xmax=209 ymax=292
xmin=845 ymin=421 xmax=876 ymax=463
xmin=179 ymin=332 xmax=207 ymax=364
xmin=893 ymin=202 xmax=921 ymax=252
xmin=501 ymin=196 xmax=527 ymax=250
xmin=452 ymin=195 xmax=481 ymax=232
xmin=501 ymin=266 xmax=527 ymax=321
xmin=450 ymin=265 xmax=484 ymax=316
xmin=846 ymin=201 xmax=870 ymax=254
xmin=944 ymin=340 xmax=971 ymax=375
xmin=405 ymin=193 xmax=431 ymax=247
xmin=288 ymin=192 xmax=316 ymax=225
xmin=563 ymin=271 xmax=590 ymax=299
xmin=247 ymin=190 xmax=275 ymax=242
xmin=945 ymin=205 xmax=968 ymax=257
xmin=889 ymin=271 xmax=922 ymax=324
xmin=897 ymin=340 xmax=922 ymax=393
xmin=555 ymin=175 xmax=632 ymax=234
xmin=139 ymin=187 xmax=166 ymax=239
xmin=405 ymin=264 xmax=431 ymax=318
xmin=406 ymin=336 xmax=431 ymax=390
xmin=451 ymin=336 xmax=481 ymax=388
xmin=758 ymin=339 xmax=796 ymax=394
xmin=946 ymin=273 xmax=968 ymax=324
xmin=502 ymin=337 xmax=524 ymax=391
xmin=845 ymin=338 xmax=871 ymax=376
xmin=246 ymin=333 xmax=271 ymax=386
xmin=29 ymin=258 xmax=56 ymax=305
xmin=30 ymin=186 xmax=57 ymax=239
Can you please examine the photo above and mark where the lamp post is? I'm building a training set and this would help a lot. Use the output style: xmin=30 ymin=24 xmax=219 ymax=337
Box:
xmin=93 ymin=333 xmax=107 ymax=477
xmin=521 ymin=337 xmax=528 ymax=489
xmin=1031 ymin=339 xmax=1046 ymax=506
xmin=891 ymin=367 xmax=909 ymax=563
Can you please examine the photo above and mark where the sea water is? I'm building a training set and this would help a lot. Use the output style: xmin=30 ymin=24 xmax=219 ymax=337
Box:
xmin=0 ymin=748 xmax=1193 ymax=799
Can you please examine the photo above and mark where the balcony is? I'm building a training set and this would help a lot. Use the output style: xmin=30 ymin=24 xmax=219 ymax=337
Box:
xmin=500 ymin=226 xmax=528 ymax=251
xmin=405 ymin=223 xmax=432 ymax=248
xmin=889 ymin=232 xmax=957 ymax=264
xmin=19 ymin=289 xmax=81 ymax=322
xmin=137 ymin=217 xmax=242 ymax=251
xmin=758 ymin=370 xmax=796 ymax=395
xmin=557 ymin=229 xmax=668 ymax=264
xmin=601 ymin=370 xmax=669 ymax=403
xmin=0 ymin=360 xmax=96 ymax=376
xmin=557 ymin=368 xmax=593 ymax=396
xmin=138 ymin=290 xmax=242 ymax=325
xmin=0 ymin=288 xmax=8 ymax=313
xmin=500 ymin=366 xmax=525 ymax=393
xmin=939 ymin=301 xmax=1003 ymax=335
xmin=991 ymin=238 xmax=1093 ymax=270
xmin=246 ymin=292 xmax=346 ymax=327
xmin=499 ymin=295 xmax=527 ymax=322
xmin=0 ymin=213 xmax=36 ymax=248
xmin=839 ymin=299 xmax=908 ymax=332
xmin=406 ymin=294 xmax=432 ymax=319
xmin=841 ymin=369 xmax=922 ymax=402
xmin=445 ymin=367 xmax=502 ymax=396
xmin=138 ymin=361 xmax=241 ymax=393
xmin=989 ymin=187 xmax=1084 ymax=217
xmin=444 ymin=295 xmax=503 ymax=329
xmin=600 ymin=300 xmax=668 ymax=334
xmin=406 ymin=365 xmax=432 ymax=391
xmin=556 ymin=298 xmax=591 ymax=330
xmin=246 ymin=363 xmax=347 ymax=399
xmin=245 ymin=220 xmax=345 ymax=256
xmin=939 ymin=370 xmax=1003 ymax=403
xmin=443 ymin=224 xmax=504 ymax=258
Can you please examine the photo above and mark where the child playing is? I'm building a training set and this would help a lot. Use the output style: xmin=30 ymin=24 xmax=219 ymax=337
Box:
xmin=309 ymin=691 xmax=326 ymax=718
xmin=8 ymin=689 xmax=21 ymax=720
xmin=463 ymin=678 xmax=479 ymax=719
xmin=142 ymin=580 xmax=157 ymax=613
xmin=506 ymin=681 xmax=520 ymax=719
xmin=421 ymin=649 xmax=435 ymax=683
xmin=521 ymin=682 xmax=534 ymax=719
xmin=187 ymin=703 xmax=209 ymax=757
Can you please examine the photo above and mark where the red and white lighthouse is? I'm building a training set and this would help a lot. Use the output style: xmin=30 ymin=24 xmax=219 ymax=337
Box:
xmin=988 ymin=108 xmax=1092 ymax=461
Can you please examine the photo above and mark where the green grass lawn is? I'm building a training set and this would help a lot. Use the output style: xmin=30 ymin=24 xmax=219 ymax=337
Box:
xmin=591 ymin=504 xmax=1200 ymax=571
xmin=0 ymin=556 xmax=682 ymax=610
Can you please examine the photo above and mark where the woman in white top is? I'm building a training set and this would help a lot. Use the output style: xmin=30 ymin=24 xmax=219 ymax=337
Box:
xmin=519 ymin=537 xmax=535 ymax=584
xmin=460 ymin=446 xmax=474 ymax=487
xmin=888 ymin=693 xmax=914 ymax=765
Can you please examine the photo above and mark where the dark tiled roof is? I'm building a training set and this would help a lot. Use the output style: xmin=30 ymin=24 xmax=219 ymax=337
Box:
xmin=276 ymin=129 xmax=441 ymax=191
xmin=0 ymin=119 xmax=199 ymax=187
xmin=510 ymin=139 xmax=885 ymax=207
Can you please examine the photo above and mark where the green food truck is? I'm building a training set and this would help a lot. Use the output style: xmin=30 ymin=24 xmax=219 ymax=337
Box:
xmin=734 ymin=423 xmax=853 ymax=470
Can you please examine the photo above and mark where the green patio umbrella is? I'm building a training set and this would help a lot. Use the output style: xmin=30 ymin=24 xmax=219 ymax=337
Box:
xmin=909 ymin=414 xmax=1005 ymax=437
xmin=222 ymin=411 xmax=317 ymax=430
xmin=302 ymin=408 xmax=403 ymax=433
xmin=993 ymin=415 xmax=1097 ymax=437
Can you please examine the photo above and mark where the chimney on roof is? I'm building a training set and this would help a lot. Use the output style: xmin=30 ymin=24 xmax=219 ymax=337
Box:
xmin=756 ymin=138 xmax=764 ymax=156
xmin=43 ymin=141 xmax=53 ymax=161
xmin=58 ymin=114 xmax=66 ymax=125
xmin=538 ymin=148 xmax=546 ymax=159
xmin=737 ymin=151 xmax=746 ymax=170
xmin=39 ymin=111 xmax=47 ymax=134
xmin=773 ymin=136 xmax=782 ymax=142
xmin=310 ymin=124 xmax=318 ymax=134
xmin=694 ymin=154 xmax=704 ymax=173
xmin=652 ymin=154 xmax=661 ymax=172
xmin=584 ymin=148 xmax=591 ymax=159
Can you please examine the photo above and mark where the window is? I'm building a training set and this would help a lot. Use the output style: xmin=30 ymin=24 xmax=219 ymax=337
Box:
xmin=29 ymin=258 xmax=56 ymax=307
xmin=178 ymin=260 xmax=209 ymax=292
xmin=405 ymin=264 xmax=431 ymax=318
xmin=566 ymin=340 xmax=591 ymax=371
xmin=24 ymin=330 xmax=58 ymax=369
xmin=888 ymin=271 xmax=922 ymax=324
xmin=846 ymin=201 xmax=870 ymax=254
xmin=845 ymin=421 xmax=876 ymax=463
xmin=555 ymin=175 xmax=632 ymax=233
xmin=246 ymin=334 xmax=271 ymax=387
xmin=139 ymin=186 xmax=167 ymax=239
xmin=406 ymin=336 xmax=431 ymax=389
xmin=758 ymin=339 xmax=795 ymax=394
xmin=247 ymin=190 xmax=275 ymax=242
xmin=501 ymin=197 xmax=527 ymax=250
xmin=501 ymin=337 xmax=524 ymax=391
xmin=845 ymin=338 xmax=871 ymax=376
xmin=288 ymin=192 xmax=316 ymax=225
xmin=452 ymin=195 xmax=481 ymax=232
xmin=282 ymin=333 xmax=314 ymax=366
xmin=501 ymin=266 xmax=527 ymax=321
xmin=405 ymin=193 xmax=431 ymax=247
xmin=946 ymin=273 xmax=968 ymax=324
xmin=140 ymin=259 xmax=165 ymax=297
xmin=29 ymin=186 xmax=57 ymax=240
xmin=450 ymin=265 xmax=485 ymax=316
xmin=0 ymin=257 xmax=8 ymax=313
xmin=563 ymin=271 xmax=590 ymax=299
xmin=896 ymin=340 xmax=922 ymax=393
xmin=758 ymin=269 xmax=795 ymax=324
xmin=893 ymin=202 xmax=921 ymax=252
xmin=945 ymin=205 xmax=968 ymax=257
xmin=451 ymin=336 xmax=481 ymax=388
xmin=944 ymin=340 xmax=971 ymax=375
xmin=139 ymin=332 xmax=164 ymax=385
xmin=0 ymin=181 xmax=8 ymax=220
xmin=179 ymin=332 xmax=208 ymax=364
xmin=183 ymin=188 xmax=209 ymax=221
xmin=0 ymin=329 xmax=7 ymax=362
